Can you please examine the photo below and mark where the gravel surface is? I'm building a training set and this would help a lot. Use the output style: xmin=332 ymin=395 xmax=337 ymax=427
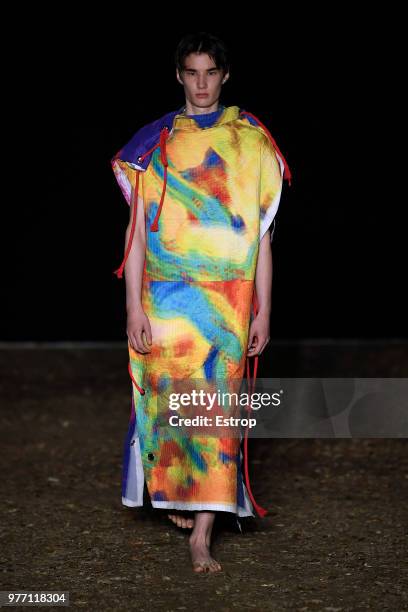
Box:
xmin=1 ymin=346 xmax=407 ymax=611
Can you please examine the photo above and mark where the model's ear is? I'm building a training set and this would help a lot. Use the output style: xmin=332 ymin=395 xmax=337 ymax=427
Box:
xmin=222 ymin=72 xmax=230 ymax=85
xmin=176 ymin=70 xmax=184 ymax=85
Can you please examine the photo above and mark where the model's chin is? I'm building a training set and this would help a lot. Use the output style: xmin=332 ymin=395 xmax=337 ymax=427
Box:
xmin=193 ymin=96 xmax=218 ymax=107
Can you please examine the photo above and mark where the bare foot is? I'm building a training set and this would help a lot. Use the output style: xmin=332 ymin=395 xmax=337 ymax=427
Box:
xmin=167 ymin=512 xmax=194 ymax=529
xmin=189 ymin=534 xmax=222 ymax=573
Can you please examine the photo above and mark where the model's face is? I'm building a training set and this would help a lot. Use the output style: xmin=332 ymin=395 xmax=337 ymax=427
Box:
xmin=176 ymin=52 xmax=229 ymax=112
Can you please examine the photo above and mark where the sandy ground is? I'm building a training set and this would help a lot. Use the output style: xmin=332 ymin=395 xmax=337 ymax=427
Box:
xmin=1 ymin=345 xmax=407 ymax=611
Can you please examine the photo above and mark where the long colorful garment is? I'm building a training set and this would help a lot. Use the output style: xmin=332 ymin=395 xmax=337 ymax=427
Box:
xmin=112 ymin=105 xmax=289 ymax=518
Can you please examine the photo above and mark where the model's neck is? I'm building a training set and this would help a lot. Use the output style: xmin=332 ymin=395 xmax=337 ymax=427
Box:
xmin=183 ymin=101 xmax=221 ymax=115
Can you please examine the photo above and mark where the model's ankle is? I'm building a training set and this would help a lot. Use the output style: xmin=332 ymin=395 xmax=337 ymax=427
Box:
xmin=189 ymin=531 xmax=211 ymax=546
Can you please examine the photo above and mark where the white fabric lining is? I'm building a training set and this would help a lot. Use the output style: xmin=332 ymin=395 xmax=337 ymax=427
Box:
xmin=122 ymin=430 xmax=255 ymax=518
xmin=259 ymin=153 xmax=285 ymax=243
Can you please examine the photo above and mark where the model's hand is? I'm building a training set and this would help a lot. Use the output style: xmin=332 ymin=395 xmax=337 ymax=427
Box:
xmin=247 ymin=312 xmax=270 ymax=356
xmin=127 ymin=308 xmax=152 ymax=354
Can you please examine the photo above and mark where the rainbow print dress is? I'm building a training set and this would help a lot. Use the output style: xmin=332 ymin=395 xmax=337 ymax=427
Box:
xmin=112 ymin=105 xmax=287 ymax=517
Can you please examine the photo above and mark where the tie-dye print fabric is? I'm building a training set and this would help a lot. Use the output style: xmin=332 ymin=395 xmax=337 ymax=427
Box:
xmin=114 ymin=105 xmax=284 ymax=517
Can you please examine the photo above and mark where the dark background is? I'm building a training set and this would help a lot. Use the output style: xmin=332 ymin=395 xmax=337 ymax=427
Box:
xmin=4 ymin=15 xmax=403 ymax=341
xmin=2 ymin=15 xmax=407 ymax=607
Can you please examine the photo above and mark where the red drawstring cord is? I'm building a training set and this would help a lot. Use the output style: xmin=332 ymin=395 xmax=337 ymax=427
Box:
xmin=239 ymin=110 xmax=290 ymax=517
xmin=240 ymin=110 xmax=292 ymax=187
xmin=114 ymin=126 xmax=170 ymax=278
xmin=118 ymin=112 xmax=285 ymax=516
xmin=114 ymin=169 xmax=141 ymax=279
xmin=243 ymin=288 xmax=268 ymax=518
xmin=128 ymin=360 xmax=145 ymax=395
xmin=115 ymin=113 xmax=290 ymax=278
xmin=150 ymin=127 xmax=169 ymax=231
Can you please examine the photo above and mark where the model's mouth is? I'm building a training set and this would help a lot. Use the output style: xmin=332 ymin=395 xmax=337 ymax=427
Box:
xmin=196 ymin=93 xmax=209 ymax=97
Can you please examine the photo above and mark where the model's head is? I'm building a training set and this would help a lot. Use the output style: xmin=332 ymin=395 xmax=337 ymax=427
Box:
xmin=175 ymin=32 xmax=230 ymax=111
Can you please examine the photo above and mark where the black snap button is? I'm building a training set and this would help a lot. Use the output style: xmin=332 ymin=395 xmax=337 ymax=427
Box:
xmin=147 ymin=452 xmax=155 ymax=461
xmin=130 ymin=440 xmax=135 ymax=446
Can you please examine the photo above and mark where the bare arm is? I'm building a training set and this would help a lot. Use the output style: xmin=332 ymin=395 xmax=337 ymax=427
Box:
xmin=255 ymin=229 xmax=272 ymax=318
xmin=247 ymin=229 xmax=272 ymax=356
xmin=124 ymin=190 xmax=146 ymax=314
xmin=123 ymin=183 xmax=152 ymax=354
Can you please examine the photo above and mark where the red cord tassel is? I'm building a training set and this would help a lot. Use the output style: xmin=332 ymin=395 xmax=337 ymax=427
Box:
xmin=128 ymin=361 xmax=145 ymax=395
xmin=150 ymin=127 xmax=169 ymax=232
xmin=114 ymin=126 xmax=170 ymax=276
xmin=241 ymin=110 xmax=292 ymax=186
xmin=243 ymin=289 xmax=268 ymax=517
xmin=117 ymin=117 xmax=272 ymax=517
xmin=114 ymin=170 xmax=141 ymax=279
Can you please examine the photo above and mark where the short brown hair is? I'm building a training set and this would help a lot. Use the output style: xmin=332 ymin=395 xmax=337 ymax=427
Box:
xmin=175 ymin=32 xmax=230 ymax=76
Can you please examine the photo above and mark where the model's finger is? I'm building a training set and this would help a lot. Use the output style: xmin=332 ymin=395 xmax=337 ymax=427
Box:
xmin=248 ymin=333 xmax=258 ymax=348
xmin=250 ymin=338 xmax=267 ymax=356
xmin=127 ymin=334 xmax=137 ymax=353
xmin=144 ymin=323 xmax=153 ymax=345
xmin=141 ymin=330 xmax=152 ymax=350
xmin=248 ymin=335 xmax=259 ymax=348
xmin=139 ymin=327 xmax=150 ymax=353
xmin=129 ymin=332 xmax=141 ymax=353
xmin=133 ymin=330 xmax=147 ymax=354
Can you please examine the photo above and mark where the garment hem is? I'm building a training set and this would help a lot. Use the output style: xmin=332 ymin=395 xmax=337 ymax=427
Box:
xmin=122 ymin=496 xmax=255 ymax=518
